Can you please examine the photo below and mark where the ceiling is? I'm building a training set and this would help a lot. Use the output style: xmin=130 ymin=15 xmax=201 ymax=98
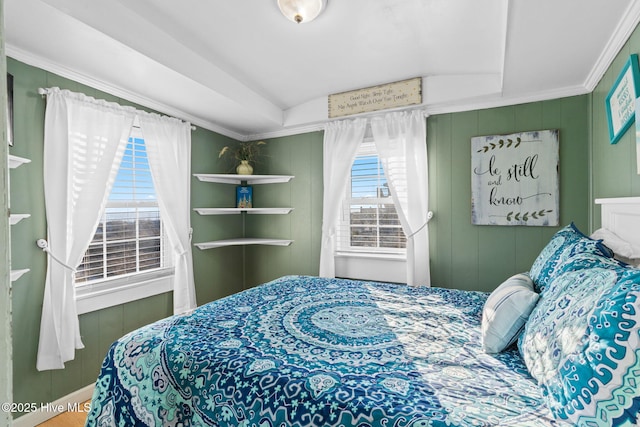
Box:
xmin=5 ymin=0 xmax=640 ymax=140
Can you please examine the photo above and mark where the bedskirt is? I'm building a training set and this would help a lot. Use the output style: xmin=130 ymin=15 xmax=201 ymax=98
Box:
xmin=85 ymin=275 xmax=561 ymax=426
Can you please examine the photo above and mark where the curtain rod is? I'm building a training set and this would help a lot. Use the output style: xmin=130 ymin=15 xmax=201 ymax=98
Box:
xmin=38 ymin=87 xmax=196 ymax=131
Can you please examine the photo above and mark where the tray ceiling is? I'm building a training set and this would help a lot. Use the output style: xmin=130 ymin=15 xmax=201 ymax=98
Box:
xmin=5 ymin=0 xmax=640 ymax=139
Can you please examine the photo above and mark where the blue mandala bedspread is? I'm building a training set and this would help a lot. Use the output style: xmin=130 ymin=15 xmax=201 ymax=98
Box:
xmin=86 ymin=275 xmax=560 ymax=426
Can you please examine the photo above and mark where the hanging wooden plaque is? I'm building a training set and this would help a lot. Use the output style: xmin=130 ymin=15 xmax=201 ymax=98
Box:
xmin=328 ymin=77 xmax=422 ymax=118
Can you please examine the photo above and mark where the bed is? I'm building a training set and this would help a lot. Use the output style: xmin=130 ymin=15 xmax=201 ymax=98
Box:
xmin=85 ymin=198 xmax=640 ymax=427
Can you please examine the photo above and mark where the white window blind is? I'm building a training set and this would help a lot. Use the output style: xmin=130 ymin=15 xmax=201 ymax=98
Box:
xmin=75 ymin=131 xmax=170 ymax=284
xmin=338 ymin=141 xmax=406 ymax=253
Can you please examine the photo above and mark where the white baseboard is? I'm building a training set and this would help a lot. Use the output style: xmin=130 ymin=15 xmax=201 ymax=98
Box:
xmin=12 ymin=383 xmax=95 ymax=427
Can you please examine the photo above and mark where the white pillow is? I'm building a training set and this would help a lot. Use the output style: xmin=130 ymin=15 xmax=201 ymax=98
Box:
xmin=481 ymin=273 xmax=540 ymax=354
xmin=590 ymin=228 xmax=640 ymax=262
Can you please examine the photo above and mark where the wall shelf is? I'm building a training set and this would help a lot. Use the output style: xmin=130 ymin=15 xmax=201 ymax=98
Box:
xmin=10 ymin=269 xmax=29 ymax=282
xmin=9 ymin=214 xmax=31 ymax=225
xmin=9 ymin=156 xmax=31 ymax=285
xmin=194 ymin=238 xmax=293 ymax=250
xmin=194 ymin=207 xmax=293 ymax=215
xmin=193 ymin=173 xmax=295 ymax=251
xmin=193 ymin=173 xmax=293 ymax=185
xmin=8 ymin=154 xmax=31 ymax=169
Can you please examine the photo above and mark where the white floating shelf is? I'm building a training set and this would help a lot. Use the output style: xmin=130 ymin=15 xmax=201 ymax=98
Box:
xmin=9 ymin=214 xmax=31 ymax=225
xmin=10 ymin=269 xmax=29 ymax=282
xmin=8 ymin=155 xmax=31 ymax=169
xmin=194 ymin=207 xmax=293 ymax=215
xmin=194 ymin=238 xmax=293 ymax=250
xmin=194 ymin=174 xmax=294 ymax=185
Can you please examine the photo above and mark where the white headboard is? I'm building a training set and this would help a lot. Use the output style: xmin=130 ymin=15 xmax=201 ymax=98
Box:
xmin=595 ymin=197 xmax=640 ymax=248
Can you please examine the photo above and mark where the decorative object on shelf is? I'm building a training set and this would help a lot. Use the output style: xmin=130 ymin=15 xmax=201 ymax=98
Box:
xmin=277 ymin=0 xmax=326 ymax=24
xmin=236 ymin=160 xmax=253 ymax=175
xmin=218 ymin=140 xmax=267 ymax=175
xmin=471 ymin=129 xmax=559 ymax=227
xmin=237 ymin=186 xmax=253 ymax=208
xmin=606 ymin=54 xmax=640 ymax=144
xmin=6 ymin=73 xmax=14 ymax=147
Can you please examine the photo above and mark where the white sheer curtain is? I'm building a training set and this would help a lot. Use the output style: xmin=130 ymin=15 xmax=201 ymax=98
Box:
xmin=138 ymin=114 xmax=196 ymax=314
xmin=37 ymin=88 xmax=134 ymax=370
xmin=319 ymin=118 xmax=367 ymax=278
xmin=371 ymin=110 xmax=431 ymax=286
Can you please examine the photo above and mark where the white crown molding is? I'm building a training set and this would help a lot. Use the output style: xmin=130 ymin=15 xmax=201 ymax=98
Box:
xmin=6 ymin=44 xmax=248 ymax=142
xmin=584 ymin=0 xmax=640 ymax=91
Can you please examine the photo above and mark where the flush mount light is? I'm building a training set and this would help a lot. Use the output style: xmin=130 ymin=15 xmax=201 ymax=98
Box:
xmin=277 ymin=0 xmax=327 ymax=24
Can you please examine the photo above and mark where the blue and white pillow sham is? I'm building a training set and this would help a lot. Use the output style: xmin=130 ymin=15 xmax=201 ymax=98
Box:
xmin=520 ymin=251 xmax=640 ymax=425
xmin=528 ymin=223 xmax=614 ymax=293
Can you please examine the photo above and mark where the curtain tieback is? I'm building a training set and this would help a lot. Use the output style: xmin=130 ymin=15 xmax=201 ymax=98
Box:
xmin=41 ymin=247 xmax=77 ymax=272
xmin=406 ymin=211 xmax=434 ymax=239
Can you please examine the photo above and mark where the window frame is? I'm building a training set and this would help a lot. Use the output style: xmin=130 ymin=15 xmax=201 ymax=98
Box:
xmin=74 ymin=129 xmax=174 ymax=314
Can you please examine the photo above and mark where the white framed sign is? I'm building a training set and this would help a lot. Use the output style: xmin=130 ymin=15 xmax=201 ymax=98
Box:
xmin=471 ymin=130 xmax=559 ymax=226
xmin=606 ymin=54 xmax=640 ymax=144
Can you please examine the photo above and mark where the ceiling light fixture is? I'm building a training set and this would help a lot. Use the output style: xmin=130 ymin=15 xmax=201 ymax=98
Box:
xmin=277 ymin=0 xmax=327 ymax=24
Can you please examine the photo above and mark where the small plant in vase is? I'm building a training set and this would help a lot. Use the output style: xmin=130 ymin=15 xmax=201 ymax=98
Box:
xmin=218 ymin=140 xmax=267 ymax=175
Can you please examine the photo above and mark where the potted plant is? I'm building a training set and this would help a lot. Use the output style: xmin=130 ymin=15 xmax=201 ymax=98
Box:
xmin=218 ymin=140 xmax=267 ymax=175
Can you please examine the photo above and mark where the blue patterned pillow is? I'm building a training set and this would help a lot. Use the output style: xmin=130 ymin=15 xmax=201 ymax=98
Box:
xmin=529 ymin=223 xmax=614 ymax=292
xmin=520 ymin=253 xmax=640 ymax=425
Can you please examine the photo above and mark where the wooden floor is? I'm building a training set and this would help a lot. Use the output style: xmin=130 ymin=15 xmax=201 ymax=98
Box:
xmin=35 ymin=401 xmax=89 ymax=427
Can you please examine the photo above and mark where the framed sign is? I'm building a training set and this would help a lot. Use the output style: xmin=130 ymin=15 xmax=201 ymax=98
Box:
xmin=606 ymin=54 xmax=640 ymax=144
xmin=471 ymin=130 xmax=559 ymax=226
xmin=328 ymin=77 xmax=422 ymax=118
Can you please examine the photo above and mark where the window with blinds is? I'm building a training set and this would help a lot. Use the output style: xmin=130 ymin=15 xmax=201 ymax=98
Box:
xmin=75 ymin=134 xmax=169 ymax=284
xmin=338 ymin=141 xmax=406 ymax=253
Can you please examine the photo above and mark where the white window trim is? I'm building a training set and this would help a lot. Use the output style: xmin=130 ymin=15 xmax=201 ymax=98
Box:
xmin=75 ymin=267 xmax=174 ymax=315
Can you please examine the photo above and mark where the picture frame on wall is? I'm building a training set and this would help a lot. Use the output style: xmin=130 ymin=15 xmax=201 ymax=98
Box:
xmin=605 ymin=54 xmax=640 ymax=144
xmin=6 ymin=73 xmax=13 ymax=147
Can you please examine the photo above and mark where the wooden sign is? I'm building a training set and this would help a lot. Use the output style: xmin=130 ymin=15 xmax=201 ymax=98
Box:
xmin=328 ymin=78 xmax=422 ymax=118
xmin=471 ymin=130 xmax=559 ymax=226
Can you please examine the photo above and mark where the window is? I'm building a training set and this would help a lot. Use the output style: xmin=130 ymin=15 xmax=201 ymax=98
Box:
xmin=338 ymin=141 xmax=406 ymax=254
xmin=74 ymin=129 xmax=173 ymax=313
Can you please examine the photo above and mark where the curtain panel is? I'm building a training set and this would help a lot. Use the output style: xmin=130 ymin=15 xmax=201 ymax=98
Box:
xmin=139 ymin=114 xmax=196 ymax=314
xmin=371 ymin=110 xmax=431 ymax=286
xmin=38 ymin=89 xmax=133 ymax=370
xmin=319 ymin=118 xmax=367 ymax=278
xmin=37 ymin=88 xmax=196 ymax=371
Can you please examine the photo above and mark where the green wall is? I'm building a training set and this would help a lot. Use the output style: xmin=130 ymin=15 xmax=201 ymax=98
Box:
xmin=7 ymin=57 xmax=244 ymax=411
xmin=428 ymin=97 xmax=590 ymax=292
xmin=589 ymin=23 xmax=640 ymax=228
xmin=244 ymin=132 xmax=324 ymax=287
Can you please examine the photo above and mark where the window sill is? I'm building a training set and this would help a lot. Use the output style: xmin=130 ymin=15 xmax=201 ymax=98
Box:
xmin=335 ymin=251 xmax=406 ymax=261
xmin=335 ymin=253 xmax=407 ymax=283
xmin=75 ymin=268 xmax=174 ymax=315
